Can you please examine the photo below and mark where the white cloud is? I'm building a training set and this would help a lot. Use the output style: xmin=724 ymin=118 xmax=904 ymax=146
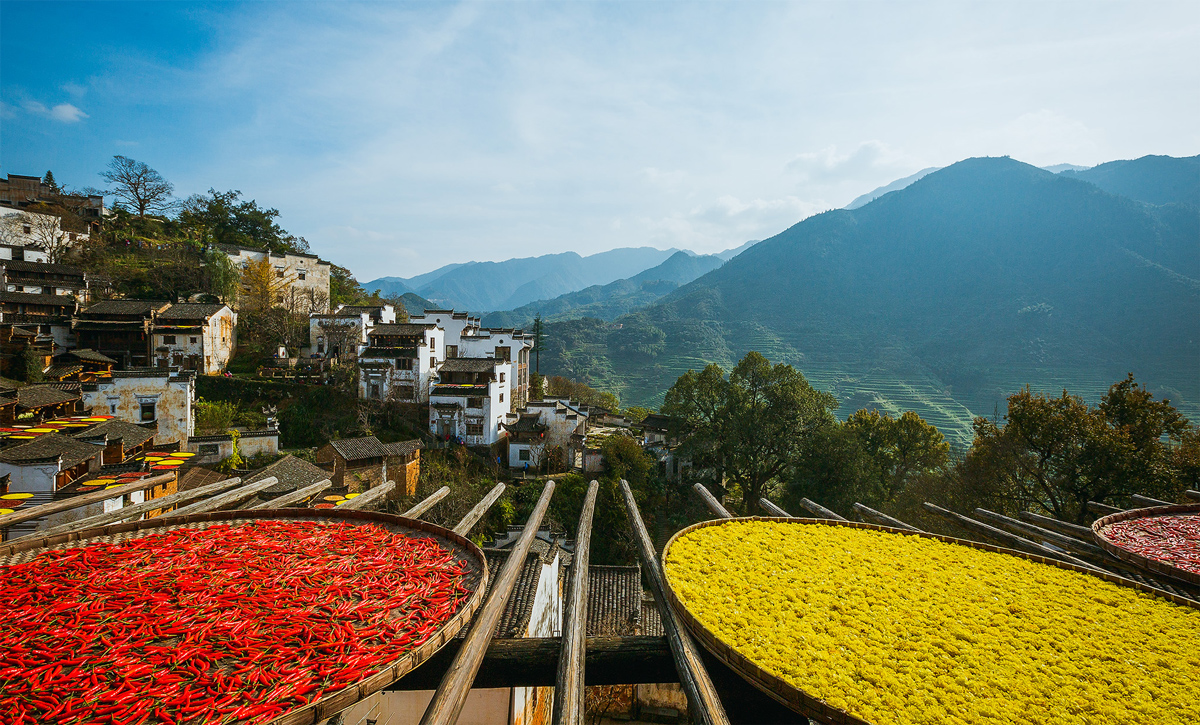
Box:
xmin=786 ymin=141 xmax=913 ymax=182
xmin=20 ymin=99 xmax=88 ymax=123
xmin=975 ymin=110 xmax=1103 ymax=166
xmin=643 ymin=194 xmax=824 ymax=254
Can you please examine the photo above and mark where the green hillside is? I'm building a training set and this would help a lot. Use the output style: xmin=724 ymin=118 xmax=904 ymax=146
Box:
xmin=539 ymin=157 xmax=1200 ymax=447
xmin=1061 ymin=154 xmax=1199 ymax=206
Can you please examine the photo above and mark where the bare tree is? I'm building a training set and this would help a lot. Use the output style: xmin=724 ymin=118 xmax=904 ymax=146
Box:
xmin=99 ymin=155 xmax=175 ymax=217
xmin=1 ymin=212 xmax=70 ymax=263
xmin=0 ymin=213 xmax=27 ymax=246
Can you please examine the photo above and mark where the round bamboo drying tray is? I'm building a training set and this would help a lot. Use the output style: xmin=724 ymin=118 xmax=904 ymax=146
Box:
xmin=1092 ymin=503 xmax=1200 ymax=586
xmin=661 ymin=516 xmax=1200 ymax=724
xmin=0 ymin=507 xmax=488 ymax=725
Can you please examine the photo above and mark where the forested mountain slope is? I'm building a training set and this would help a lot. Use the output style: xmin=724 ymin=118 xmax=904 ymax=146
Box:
xmin=1060 ymin=154 xmax=1199 ymax=206
xmin=540 ymin=157 xmax=1200 ymax=446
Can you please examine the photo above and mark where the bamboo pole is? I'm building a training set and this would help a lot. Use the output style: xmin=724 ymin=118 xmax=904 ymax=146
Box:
xmin=552 ymin=480 xmax=599 ymax=725
xmin=620 ymin=480 xmax=730 ymax=725
xmin=798 ymin=497 xmax=847 ymax=521
xmin=453 ymin=482 xmax=506 ymax=537
xmin=757 ymin=498 xmax=792 ymax=518
xmin=403 ymin=486 xmax=450 ymax=518
xmin=973 ymin=508 xmax=1108 ymax=558
xmin=1017 ymin=511 xmax=1094 ymax=541
xmin=166 ymin=477 xmax=280 ymax=517
xmin=337 ymin=480 xmax=396 ymax=511
xmin=1131 ymin=494 xmax=1172 ymax=508
xmin=923 ymin=503 xmax=1102 ymax=572
xmin=852 ymin=502 xmax=923 ymax=532
xmin=246 ymin=479 xmax=332 ymax=510
xmin=19 ymin=477 xmax=244 ymax=540
xmin=1087 ymin=501 xmax=1124 ymax=516
xmin=693 ymin=483 xmax=732 ymax=519
xmin=0 ymin=472 xmax=175 ymax=530
xmin=1186 ymin=490 xmax=1200 ymax=502
xmin=419 ymin=480 xmax=556 ymax=725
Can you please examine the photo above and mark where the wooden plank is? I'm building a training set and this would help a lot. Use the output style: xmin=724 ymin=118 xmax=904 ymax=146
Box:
xmin=1131 ymin=494 xmax=1172 ymax=508
xmin=0 ymin=472 xmax=176 ymax=530
xmin=246 ymin=479 xmax=332 ymax=510
xmin=757 ymin=498 xmax=792 ymax=518
xmin=452 ymin=482 xmax=505 ymax=537
xmin=166 ymin=477 xmax=280 ymax=517
xmin=403 ymin=486 xmax=449 ymax=518
xmin=694 ymin=483 xmax=732 ymax=519
xmin=853 ymin=502 xmax=923 ymax=532
xmin=337 ymin=480 xmax=396 ymax=511
xmin=18 ymin=477 xmax=244 ymax=540
xmin=1087 ymin=500 xmax=1124 ymax=516
xmin=1017 ymin=510 xmax=1094 ymax=541
xmin=419 ymin=480 xmax=556 ymax=725
xmin=923 ymin=502 xmax=1102 ymax=572
xmin=1186 ymin=490 xmax=1200 ymax=502
xmin=798 ymin=497 xmax=847 ymax=521
xmin=553 ymin=479 xmax=599 ymax=725
xmin=620 ymin=480 xmax=730 ymax=725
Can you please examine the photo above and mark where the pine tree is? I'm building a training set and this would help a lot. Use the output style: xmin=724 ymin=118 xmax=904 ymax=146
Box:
xmin=42 ymin=170 xmax=59 ymax=194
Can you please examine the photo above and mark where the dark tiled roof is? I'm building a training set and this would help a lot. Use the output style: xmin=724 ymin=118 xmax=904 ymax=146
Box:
xmin=640 ymin=598 xmax=665 ymax=637
xmin=245 ymin=454 xmax=331 ymax=493
xmin=483 ymin=551 xmax=543 ymax=639
xmin=585 ymin=565 xmax=643 ymax=636
xmin=328 ymin=436 xmax=388 ymax=461
xmin=65 ymin=348 xmax=117 ymax=364
xmin=43 ymin=364 xmax=83 ymax=380
xmin=157 ymin=303 xmax=228 ymax=320
xmin=1 ymin=260 xmax=85 ymax=276
xmin=642 ymin=413 xmax=670 ymax=431
xmin=0 ymin=432 xmax=101 ymax=467
xmin=80 ymin=299 xmax=170 ymax=316
xmin=439 ymin=358 xmax=501 ymax=373
xmin=506 ymin=414 xmax=547 ymax=434
xmin=177 ymin=466 xmax=231 ymax=492
xmin=338 ymin=305 xmax=387 ymax=314
xmin=382 ymin=440 xmax=423 ymax=457
xmin=0 ymin=376 xmax=24 ymax=390
xmin=368 ymin=323 xmax=436 ymax=336
xmin=15 ymin=384 xmax=78 ymax=409
xmin=72 ymin=419 xmax=155 ymax=449
xmin=0 ymin=291 xmax=77 ymax=306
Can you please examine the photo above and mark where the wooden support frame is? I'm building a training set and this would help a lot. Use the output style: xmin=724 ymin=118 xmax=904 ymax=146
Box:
xmin=852 ymin=502 xmax=922 ymax=532
xmin=923 ymin=502 xmax=1102 ymax=572
xmin=797 ymin=497 xmax=847 ymax=521
xmin=419 ymin=479 xmax=555 ymax=725
xmin=552 ymin=480 xmax=599 ymax=725
xmin=620 ymin=479 xmax=730 ymax=725
xmin=974 ymin=508 xmax=1109 ymax=559
xmin=403 ymin=486 xmax=449 ymax=518
xmin=20 ymin=477 xmax=244 ymax=540
xmin=694 ymin=483 xmax=732 ymax=518
xmin=247 ymin=479 xmax=332 ymax=510
xmin=1186 ymin=490 xmax=1200 ymax=502
xmin=453 ymin=482 xmax=505 ymax=537
xmin=1018 ymin=510 xmax=1093 ymax=541
xmin=0 ymin=472 xmax=176 ymax=531
xmin=757 ymin=498 xmax=792 ymax=518
xmin=166 ymin=477 xmax=280 ymax=518
xmin=1087 ymin=500 xmax=1124 ymax=516
xmin=1131 ymin=494 xmax=1172 ymax=507
xmin=338 ymin=480 xmax=396 ymax=511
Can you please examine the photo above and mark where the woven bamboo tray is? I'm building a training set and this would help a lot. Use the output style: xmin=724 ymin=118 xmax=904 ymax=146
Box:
xmin=661 ymin=516 xmax=1200 ymax=724
xmin=1092 ymin=503 xmax=1200 ymax=586
xmin=0 ymin=507 xmax=489 ymax=725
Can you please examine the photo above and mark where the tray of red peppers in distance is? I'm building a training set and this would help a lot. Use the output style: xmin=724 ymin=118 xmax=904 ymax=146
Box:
xmin=1092 ymin=503 xmax=1200 ymax=586
xmin=0 ymin=508 xmax=488 ymax=725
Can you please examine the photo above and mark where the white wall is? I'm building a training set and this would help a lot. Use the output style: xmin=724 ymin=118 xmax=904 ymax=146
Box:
xmin=0 ymin=460 xmax=61 ymax=493
xmin=81 ymin=374 xmax=194 ymax=444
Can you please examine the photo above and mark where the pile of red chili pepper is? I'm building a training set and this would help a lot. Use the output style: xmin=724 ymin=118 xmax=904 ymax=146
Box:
xmin=1101 ymin=513 xmax=1200 ymax=575
xmin=0 ymin=520 xmax=472 ymax=724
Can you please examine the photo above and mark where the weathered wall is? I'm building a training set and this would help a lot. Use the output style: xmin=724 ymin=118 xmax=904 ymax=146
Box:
xmin=81 ymin=373 xmax=194 ymax=444
xmin=0 ymin=460 xmax=62 ymax=493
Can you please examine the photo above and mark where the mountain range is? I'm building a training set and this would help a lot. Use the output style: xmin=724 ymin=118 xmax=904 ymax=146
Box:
xmin=536 ymin=154 xmax=1200 ymax=446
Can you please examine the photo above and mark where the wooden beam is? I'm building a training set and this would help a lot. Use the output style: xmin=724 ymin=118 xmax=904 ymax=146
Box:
xmin=246 ymin=478 xmax=332 ymax=510
xmin=452 ymin=482 xmax=505 ymax=537
xmin=0 ymin=472 xmax=175 ymax=531
xmin=798 ymin=497 xmax=847 ymax=521
xmin=403 ymin=486 xmax=449 ymax=518
xmin=338 ymin=480 xmax=396 ymax=511
xmin=620 ymin=480 xmax=730 ymax=725
xmin=757 ymin=498 xmax=792 ymax=518
xmin=19 ymin=477 xmax=244 ymax=540
xmin=973 ymin=508 xmax=1108 ymax=559
xmin=852 ymin=502 xmax=923 ymax=532
xmin=419 ymin=480 xmax=556 ymax=725
xmin=1017 ymin=511 xmax=1094 ymax=541
xmin=553 ymin=480 xmax=599 ymax=725
xmin=1087 ymin=500 xmax=1124 ymax=517
xmin=167 ymin=477 xmax=280 ymax=517
xmin=693 ymin=483 xmax=732 ymax=519
xmin=922 ymin=503 xmax=1102 ymax=572
xmin=1186 ymin=490 xmax=1200 ymax=502
xmin=1131 ymin=494 xmax=1172 ymax=508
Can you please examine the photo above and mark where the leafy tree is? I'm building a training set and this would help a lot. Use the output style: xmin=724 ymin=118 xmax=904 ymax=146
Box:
xmin=663 ymin=351 xmax=838 ymax=514
xmin=42 ymin=170 xmax=59 ymax=194
xmin=330 ymin=264 xmax=369 ymax=307
xmin=544 ymin=375 xmax=619 ymax=411
xmin=15 ymin=348 xmax=44 ymax=383
xmin=623 ymin=406 xmax=654 ymax=425
xmin=179 ymin=189 xmax=309 ymax=253
xmin=239 ymin=257 xmax=293 ymax=313
xmin=100 ymin=156 xmax=175 ymax=217
xmin=844 ymin=409 xmax=950 ymax=503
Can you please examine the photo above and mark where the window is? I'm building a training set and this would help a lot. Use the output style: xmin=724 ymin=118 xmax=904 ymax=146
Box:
xmin=446 ymin=345 xmax=457 ymax=359
xmin=519 ymin=449 xmax=530 ymax=461
xmin=499 ymin=372 xmax=506 ymax=382
xmin=22 ymin=225 xmax=31 ymax=234
xmin=430 ymin=357 xmax=435 ymax=368
xmin=396 ymin=358 xmax=413 ymax=370
xmin=163 ymin=335 xmax=176 ymax=344
xmin=108 ymin=400 xmax=118 ymax=414
xmin=468 ymin=397 xmax=483 ymax=409
xmin=371 ymin=384 xmax=380 ymax=399
xmin=140 ymin=401 xmax=156 ymax=421
xmin=396 ymin=385 xmax=414 ymax=401
xmin=495 ymin=346 xmax=511 ymax=362
xmin=298 ymin=272 xmax=306 ymax=280
xmin=466 ymin=423 xmax=483 ymax=436
xmin=499 ymin=393 xmax=504 ymax=403
xmin=430 ymin=339 xmax=436 ymax=352
xmin=276 ymin=270 xmax=284 ymax=278
xmin=199 ymin=443 xmax=220 ymax=456
xmin=190 ymin=337 xmax=198 ymax=344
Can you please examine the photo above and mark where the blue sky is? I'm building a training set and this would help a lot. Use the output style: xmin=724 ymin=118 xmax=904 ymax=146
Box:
xmin=2 ymin=1 xmax=1197 ymax=280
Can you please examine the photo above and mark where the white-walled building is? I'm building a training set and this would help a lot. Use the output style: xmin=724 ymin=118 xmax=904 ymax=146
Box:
xmin=409 ymin=310 xmax=534 ymax=410
xmin=359 ymin=323 xmax=443 ymax=403
xmin=219 ymin=244 xmax=332 ymax=313
xmin=505 ymin=399 xmax=589 ymax=470
xmin=80 ymin=370 xmax=195 ymax=445
xmin=152 ymin=303 xmax=236 ymax=374
xmin=429 ymin=357 xmax=510 ymax=446
xmin=308 ymin=303 xmax=398 ymax=361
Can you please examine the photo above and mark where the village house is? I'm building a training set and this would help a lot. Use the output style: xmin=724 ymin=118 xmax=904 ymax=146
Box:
xmin=0 ymin=432 xmax=103 ymax=493
xmin=505 ymin=399 xmax=589 ymax=471
xmin=0 ymin=291 xmax=78 ymax=353
xmin=0 ymin=242 xmax=48 ymax=263
xmin=219 ymin=244 xmax=332 ymax=313
xmin=79 ymin=370 xmax=195 ymax=445
xmin=152 ymin=303 xmax=237 ymax=374
xmin=1 ymin=259 xmax=88 ymax=301
xmin=315 ymin=435 xmax=423 ymax=493
xmin=71 ymin=419 xmax=156 ymax=466
xmin=358 ymin=322 xmax=443 ymax=403
xmin=408 ymin=310 xmax=535 ymax=409
xmin=185 ymin=428 xmax=279 ymax=465
xmin=73 ymin=299 xmax=171 ymax=369
xmin=429 ymin=357 xmax=511 ymax=446
xmin=242 ymin=455 xmax=331 ymax=507
xmin=53 ymin=348 xmax=117 ymax=377
xmin=0 ymin=173 xmax=105 ymax=225
xmin=308 ymin=303 xmax=398 ymax=361
xmin=1 ymin=383 xmax=85 ymax=424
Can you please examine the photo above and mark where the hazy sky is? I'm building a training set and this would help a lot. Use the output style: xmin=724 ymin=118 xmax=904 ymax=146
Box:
xmin=2 ymin=1 xmax=1197 ymax=280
